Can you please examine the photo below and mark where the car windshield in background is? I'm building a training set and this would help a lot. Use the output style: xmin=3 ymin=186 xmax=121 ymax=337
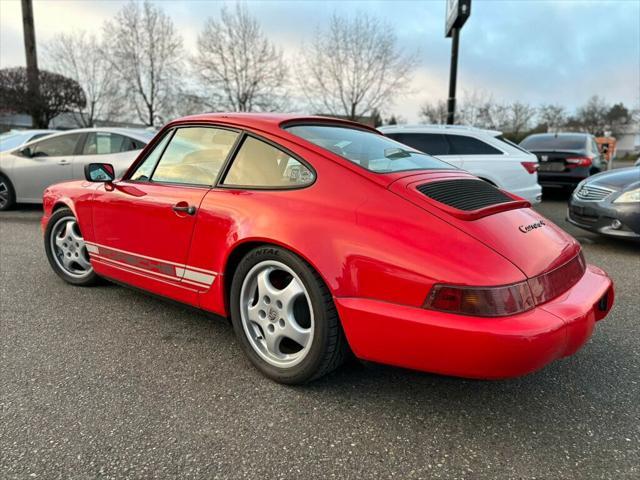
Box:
xmin=285 ymin=125 xmax=455 ymax=173
xmin=520 ymin=135 xmax=587 ymax=151
xmin=0 ymin=132 xmax=29 ymax=151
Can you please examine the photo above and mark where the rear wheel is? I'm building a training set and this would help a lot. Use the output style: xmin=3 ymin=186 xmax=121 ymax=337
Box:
xmin=229 ymin=246 xmax=349 ymax=384
xmin=44 ymin=208 xmax=99 ymax=286
xmin=0 ymin=173 xmax=16 ymax=211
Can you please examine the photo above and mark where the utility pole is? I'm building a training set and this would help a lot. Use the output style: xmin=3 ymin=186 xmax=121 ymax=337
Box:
xmin=21 ymin=0 xmax=40 ymax=127
xmin=446 ymin=27 xmax=460 ymax=125
xmin=445 ymin=0 xmax=471 ymax=125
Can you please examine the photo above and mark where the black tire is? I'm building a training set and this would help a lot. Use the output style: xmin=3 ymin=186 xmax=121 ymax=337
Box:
xmin=229 ymin=246 xmax=349 ymax=384
xmin=44 ymin=208 xmax=99 ymax=286
xmin=0 ymin=173 xmax=16 ymax=211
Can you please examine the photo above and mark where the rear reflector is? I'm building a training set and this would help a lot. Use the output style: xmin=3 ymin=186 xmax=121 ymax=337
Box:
xmin=521 ymin=161 xmax=539 ymax=174
xmin=425 ymin=252 xmax=586 ymax=317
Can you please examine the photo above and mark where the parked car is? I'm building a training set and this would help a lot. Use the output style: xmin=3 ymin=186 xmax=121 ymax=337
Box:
xmin=0 ymin=129 xmax=56 ymax=152
xmin=567 ymin=166 xmax=640 ymax=239
xmin=379 ymin=124 xmax=542 ymax=203
xmin=520 ymin=133 xmax=605 ymax=189
xmin=41 ymin=113 xmax=613 ymax=384
xmin=0 ymin=127 xmax=155 ymax=210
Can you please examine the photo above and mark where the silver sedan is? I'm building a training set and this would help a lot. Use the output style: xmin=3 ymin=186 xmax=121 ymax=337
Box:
xmin=0 ymin=127 xmax=155 ymax=210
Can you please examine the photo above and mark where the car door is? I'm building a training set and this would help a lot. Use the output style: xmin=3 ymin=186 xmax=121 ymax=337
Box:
xmin=10 ymin=132 xmax=83 ymax=202
xmin=74 ymin=131 xmax=146 ymax=179
xmin=88 ymin=125 xmax=240 ymax=304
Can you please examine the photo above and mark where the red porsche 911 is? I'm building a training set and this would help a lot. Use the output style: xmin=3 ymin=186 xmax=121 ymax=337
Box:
xmin=42 ymin=113 xmax=614 ymax=384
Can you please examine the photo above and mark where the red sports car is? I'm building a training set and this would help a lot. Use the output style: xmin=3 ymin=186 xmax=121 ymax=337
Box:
xmin=42 ymin=114 xmax=614 ymax=384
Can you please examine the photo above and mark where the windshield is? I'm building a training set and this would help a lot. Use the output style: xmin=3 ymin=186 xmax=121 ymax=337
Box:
xmin=285 ymin=125 xmax=456 ymax=173
xmin=0 ymin=132 xmax=28 ymax=152
xmin=520 ymin=134 xmax=587 ymax=151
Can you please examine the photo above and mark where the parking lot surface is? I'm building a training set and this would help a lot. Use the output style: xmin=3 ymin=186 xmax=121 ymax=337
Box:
xmin=1 ymin=195 xmax=638 ymax=479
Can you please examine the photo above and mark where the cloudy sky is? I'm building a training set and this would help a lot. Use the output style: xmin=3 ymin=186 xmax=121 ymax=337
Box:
xmin=1 ymin=0 xmax=638 ymax=122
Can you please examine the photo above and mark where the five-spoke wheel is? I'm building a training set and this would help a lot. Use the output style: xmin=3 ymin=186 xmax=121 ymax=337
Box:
xmin=44 ymin=208 xmax=98 ymax=285
xmin=230 ymin=246 xmax=348 ymax=384
xmin=240 ymin=260 xmax=314 ymax=368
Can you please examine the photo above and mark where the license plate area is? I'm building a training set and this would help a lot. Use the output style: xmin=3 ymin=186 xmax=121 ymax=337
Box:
xmin=538 ymin=162 xmax=565 ymax=172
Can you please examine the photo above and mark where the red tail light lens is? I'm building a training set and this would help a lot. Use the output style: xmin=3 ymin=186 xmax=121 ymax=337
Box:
xmin=521 ymin=161 xmax=539 ymax=174
xmin=426 ymin=282 xmax=535 ymax=317
xmin=425 ymin=253 xmax=587 ymax=317
xmin=566 ymin=157 xmax=592 ymax=167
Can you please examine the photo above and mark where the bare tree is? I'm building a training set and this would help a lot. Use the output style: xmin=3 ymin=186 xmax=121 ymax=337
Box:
xmin=538 ymin=104 xmax=566 ymax=131
xmin=505 ymin=101 xmax=536 ymax=136
xmin=192 ymin=4 xmax=288 ymax=112
xmin=102 ymin=0 xmax=183 ymax=126
xmin=298 ymin=12 xmax=416 ymax=120
xmin=419 ymin=100 xmax=448 ymax=124
xmin=44 ymin=32 xmax=122 ymax=127
xmin=576 ymin=95 xmax=609 ymax=135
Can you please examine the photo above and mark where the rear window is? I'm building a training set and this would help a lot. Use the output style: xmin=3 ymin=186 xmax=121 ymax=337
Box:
xmin=386 ymin=133 xmax=450 ymax=156
xmin=520 ymin=135 xmax=587 ymax=151
xmin=285 ymin=125 xmax=455 ymax=173
xmin=495 ymin=135 xmax=531 ymax=154
xmin=446 ymin=135 xmax=503 ymax=155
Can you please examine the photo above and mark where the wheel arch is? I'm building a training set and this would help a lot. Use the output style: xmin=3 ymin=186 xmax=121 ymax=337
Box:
xmin=222 ymin=238 xmax=334 ymax=315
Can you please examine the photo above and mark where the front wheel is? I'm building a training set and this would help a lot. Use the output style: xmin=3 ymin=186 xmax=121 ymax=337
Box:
xmin=0 ymin=173 xmax=16 ymax=211
xmin=44 ymin=208 xmax=99 ymax=286
xmin=229 ymin=246 xmax=349 ymax=384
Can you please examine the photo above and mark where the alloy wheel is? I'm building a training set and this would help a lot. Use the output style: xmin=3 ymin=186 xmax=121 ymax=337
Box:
xmin=239 ymin=260 xmax=314 ymax=368
xmin=50 ymin=217 xmax=93 ymax=278
xmin=0 ymin=180 xmax=9 ymax=210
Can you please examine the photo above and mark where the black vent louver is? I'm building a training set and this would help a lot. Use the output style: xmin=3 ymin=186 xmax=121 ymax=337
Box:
xmin=416 ymin=179 xmax=513 ymax=211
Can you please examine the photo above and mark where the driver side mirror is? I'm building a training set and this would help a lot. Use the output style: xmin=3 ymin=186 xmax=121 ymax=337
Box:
xmin=85 ymin=163 xmax=115 ymax=182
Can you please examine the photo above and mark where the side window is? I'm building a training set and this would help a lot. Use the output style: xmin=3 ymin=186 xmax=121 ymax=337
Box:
xmin=30 ymin=133 xmax=82 ymax=157
xmin=130 ymin=131 xmax=172 ymax=181
xmin=151 ymin=127 xmax=239 ymax=186
xmin=223 ymin=136 xmax=314 ymax=188
xmin=446 ymin=135 xmax=503 ymax=155
xmin=82 ymin=132 xmax=136 ymax=155
xmin=388 ymin=133 xmax=450 ymax=156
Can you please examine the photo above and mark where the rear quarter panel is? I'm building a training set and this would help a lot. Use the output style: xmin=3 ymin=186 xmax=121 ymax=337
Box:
xmin=187 ymin=137 xmax=526 ymax=316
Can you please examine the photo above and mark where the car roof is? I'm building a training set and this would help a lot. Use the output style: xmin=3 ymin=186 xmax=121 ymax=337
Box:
xmin=21 ymin=127 xmax=155 ymax=145
xmin=525 ymin=132 xmax=590 ymax=138
xmin=169 ymin=112 xmax=380 ymax=134
xmin=379 ymin=124 xmax=503 ymax=137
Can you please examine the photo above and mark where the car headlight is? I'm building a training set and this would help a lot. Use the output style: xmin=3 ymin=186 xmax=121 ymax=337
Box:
xmin=613 ymin=188 xmax=640 ymax=203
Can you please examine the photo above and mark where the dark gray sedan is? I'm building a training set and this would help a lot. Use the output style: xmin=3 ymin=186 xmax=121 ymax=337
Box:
xmin=567 ymin=166 xmax=640 ymax=239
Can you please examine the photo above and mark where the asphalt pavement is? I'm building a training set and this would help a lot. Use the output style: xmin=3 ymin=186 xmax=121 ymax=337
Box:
xmin=1 ymin=195 xmax=638 ymax=479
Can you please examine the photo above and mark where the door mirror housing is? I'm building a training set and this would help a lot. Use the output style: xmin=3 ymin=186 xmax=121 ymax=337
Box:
xmin=19 ymin=147 xmax=32 ymax=158
xmin=85 ymin=163 xmax=115 ymax=182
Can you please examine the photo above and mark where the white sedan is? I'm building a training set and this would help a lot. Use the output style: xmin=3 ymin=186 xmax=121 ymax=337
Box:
xmin=380 ymin=124 xmax=542 ymax=204
xmin=0 ymin=127 xmax=155 ymax=210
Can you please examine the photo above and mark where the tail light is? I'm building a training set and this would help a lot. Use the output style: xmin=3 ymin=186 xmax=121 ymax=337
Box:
xmin=521 ymin=161 xmax=539 ymax=174
xmin=426 ymin=282 xmax=535 ymax=317
xmin=566 ymin=157 xmax=592 ymax=168
xmin=425 ymin=252 xmax=586 ymax=317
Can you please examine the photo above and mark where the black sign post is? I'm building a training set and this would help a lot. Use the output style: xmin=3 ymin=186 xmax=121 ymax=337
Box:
xmin=445 ymin=0 xmax=471 ymax=125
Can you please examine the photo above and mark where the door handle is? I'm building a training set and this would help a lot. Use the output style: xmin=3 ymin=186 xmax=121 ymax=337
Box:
xmin=58 ymin=159 xmax=71 ymax=165
xmin=172 ymin=204 xmax=196 ymax=215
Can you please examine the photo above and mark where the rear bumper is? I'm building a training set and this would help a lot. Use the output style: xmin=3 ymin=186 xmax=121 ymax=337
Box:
xmin=539 ymin=168 xmax=591 ymax=188
xmin=335 ymin=265 xmax=613 ymax=379
xmin=511 ymin=183 xmax=542 ymax=204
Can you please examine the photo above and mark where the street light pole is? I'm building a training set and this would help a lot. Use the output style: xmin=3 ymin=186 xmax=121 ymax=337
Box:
xmin=21 ymin=0 xmax=40 ymax=128
xmin=446 ymin=27 xmax=460 ymax=125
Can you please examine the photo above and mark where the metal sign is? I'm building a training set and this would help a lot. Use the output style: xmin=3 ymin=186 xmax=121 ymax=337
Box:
xmin=446 ymin=0 xmax=471 ymax=37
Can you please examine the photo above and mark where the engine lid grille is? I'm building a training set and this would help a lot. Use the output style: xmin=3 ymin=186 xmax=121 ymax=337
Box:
xmin=416 ymin=179 xmax=513 ymax=211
